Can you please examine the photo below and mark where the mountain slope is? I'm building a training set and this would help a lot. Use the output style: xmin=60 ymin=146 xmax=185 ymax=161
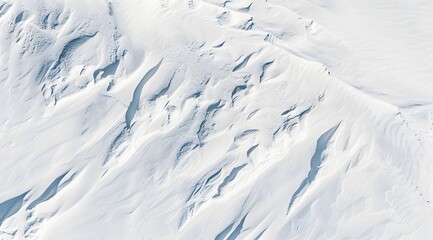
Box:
xmin=1 ymin=0 xmax=433 ymax=239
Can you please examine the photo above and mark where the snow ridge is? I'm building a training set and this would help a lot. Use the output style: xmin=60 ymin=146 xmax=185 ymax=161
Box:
xmin=1 ymin=0 xmax=433 ymax=239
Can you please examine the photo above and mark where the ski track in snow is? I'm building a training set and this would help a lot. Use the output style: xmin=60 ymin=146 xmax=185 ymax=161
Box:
xmin=1 ymin=0 xmax=433 ymax=239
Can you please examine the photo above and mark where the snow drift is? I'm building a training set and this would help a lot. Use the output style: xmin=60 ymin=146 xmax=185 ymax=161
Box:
xmin=1 ymin=0 xmax=433 ymax=239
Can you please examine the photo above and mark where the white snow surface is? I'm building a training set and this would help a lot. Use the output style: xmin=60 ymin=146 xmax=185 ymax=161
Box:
xmin=1 ymin=0 xmax=433 ymax=239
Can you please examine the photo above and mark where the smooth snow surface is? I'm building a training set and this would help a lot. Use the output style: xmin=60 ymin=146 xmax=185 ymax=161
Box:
xmin=1 ymin=0 xmax=433 ymax=239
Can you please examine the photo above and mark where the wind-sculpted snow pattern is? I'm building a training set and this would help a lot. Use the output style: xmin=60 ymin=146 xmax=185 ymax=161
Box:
xmin=1 ymin=0 xmax=433 ymax=239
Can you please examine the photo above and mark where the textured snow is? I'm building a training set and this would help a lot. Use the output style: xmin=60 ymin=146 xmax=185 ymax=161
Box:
xmin=1 ymin=0 xmax=433 ymax=239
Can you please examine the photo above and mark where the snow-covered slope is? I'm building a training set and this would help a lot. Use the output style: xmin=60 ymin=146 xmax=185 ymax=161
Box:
xmin=1 ymin=0 xmax=433 ymax=239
